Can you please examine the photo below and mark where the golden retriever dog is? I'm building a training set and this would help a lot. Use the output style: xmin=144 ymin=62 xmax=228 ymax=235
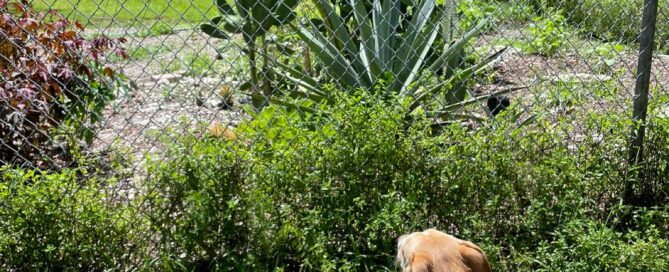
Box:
xmin=396 ymin=229 xmax=491 ymax=272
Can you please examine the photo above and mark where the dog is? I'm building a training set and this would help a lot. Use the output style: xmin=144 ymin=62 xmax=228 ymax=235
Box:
xmin=396 ymin=229 xmax=491 ymax=272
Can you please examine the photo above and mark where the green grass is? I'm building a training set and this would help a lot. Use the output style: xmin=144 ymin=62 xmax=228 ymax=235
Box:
xmin=32 ymin=0 xmax=217 ymax=28
xmin=184 ymin=52 xmax=215 ymax=76
xmin=137 ymin=22 xmax=175 ymax=37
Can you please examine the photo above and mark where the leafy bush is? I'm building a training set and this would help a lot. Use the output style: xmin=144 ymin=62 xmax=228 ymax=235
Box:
xmin=516 ymin=218 xmax=669 ymax=271
xmin=583 ymin=42 xmax=627 ymax=74
xmin=637 ymin=90 xmax=669 ymax=205
xmin=0 ymin=166 xmax=143 ymax=270
xmin=2 ymin=87 xmax=662 ymax=270
xmin=457 ymin=0 xmax=536 ymax=31
xmin=142 ymin=89 xmax=669 ymax=270
xmin=0 ymin=1 xmax=128 ymax=165
xmin=142 ymin=136 xmax=259 ymax=270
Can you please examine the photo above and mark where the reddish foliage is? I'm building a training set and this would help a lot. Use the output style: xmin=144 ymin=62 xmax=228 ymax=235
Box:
xmin=0 ymin=1 xmax=128 ymax=166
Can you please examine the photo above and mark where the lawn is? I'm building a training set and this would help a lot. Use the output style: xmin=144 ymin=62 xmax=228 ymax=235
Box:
xmin=32 ymin=0 xmax=218 ymax=28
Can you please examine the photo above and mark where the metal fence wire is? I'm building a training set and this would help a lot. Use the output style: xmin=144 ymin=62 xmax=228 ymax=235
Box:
xmin=1 ymin=0 xmax=668 ymax=270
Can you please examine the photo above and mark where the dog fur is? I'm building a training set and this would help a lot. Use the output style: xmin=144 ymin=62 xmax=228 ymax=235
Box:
xmin=396 ymin=229 xmax=491 ymax=272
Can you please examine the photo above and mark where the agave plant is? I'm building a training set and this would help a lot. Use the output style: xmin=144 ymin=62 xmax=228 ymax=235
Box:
xmin=271 ymin=0 xmax=513 ymax=122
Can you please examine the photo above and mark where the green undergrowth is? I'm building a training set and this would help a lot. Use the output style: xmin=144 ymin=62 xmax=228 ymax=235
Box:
xmin=142 ymin=91 xmax=668 ymax=271
xmin=1 ymin=90 xmax=668 ymax=270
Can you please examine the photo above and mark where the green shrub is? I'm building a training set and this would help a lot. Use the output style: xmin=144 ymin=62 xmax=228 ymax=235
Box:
xmin=142 ymin=136 xmax=261 ymax=270
xmin=458 ymin=0 xmax=535 ymax=29
xmin=141 ymin=90 xmax=667 ymax=270
xmin=516 ymin=218 xmax=669 ymax=271
xmin=638 ymin=90 xmax=669 ymax=204
xmin=0 ymin=166 xmax=143 ymax=270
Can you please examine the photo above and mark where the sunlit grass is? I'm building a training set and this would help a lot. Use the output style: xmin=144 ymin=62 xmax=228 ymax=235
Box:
xmin=32 ymin=0 xmax=217 ymax=29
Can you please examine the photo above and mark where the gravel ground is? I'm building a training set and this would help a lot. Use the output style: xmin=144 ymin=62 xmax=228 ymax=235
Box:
xmin=91 ymin=28 xmax=248 ymax=174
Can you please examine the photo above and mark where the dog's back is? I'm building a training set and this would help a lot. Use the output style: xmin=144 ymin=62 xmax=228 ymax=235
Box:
xmin=396 ymin=229 xmax=491 ymax=272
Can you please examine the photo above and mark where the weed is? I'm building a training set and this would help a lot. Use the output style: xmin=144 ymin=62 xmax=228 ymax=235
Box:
xmin=585 ymin=42 xmax=626 ymax=74
xmin=525 ymin=11 xmax=569 ymax=56
xmin=160 ymin=59 xmax=183 ymax=73
xmin=185 ymin=52 xmax=214 ymax=76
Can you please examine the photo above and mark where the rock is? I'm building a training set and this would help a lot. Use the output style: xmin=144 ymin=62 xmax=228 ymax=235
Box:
xmin=180 ymin=77 xmax=198 ymax=86
xmin=207 ymin=98 xmax=222 ymax=108
xmin=202 ymin=77 xmax=222 ymax=86
xmin=151 ymin=73 xmax=183 ymax=84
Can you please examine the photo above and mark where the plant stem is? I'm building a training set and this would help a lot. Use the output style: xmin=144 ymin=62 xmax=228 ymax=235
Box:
xmin=243 ymin=20 xmax=261 ymax=110
xmin=262 ymin=34 xmax=272 ymax=100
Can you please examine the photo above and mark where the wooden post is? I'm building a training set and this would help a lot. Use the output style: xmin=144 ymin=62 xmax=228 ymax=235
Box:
xmin=626 ymin=0 xmax=659 ymax=206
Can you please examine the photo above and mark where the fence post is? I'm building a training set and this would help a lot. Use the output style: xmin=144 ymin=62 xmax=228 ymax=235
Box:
xmin=626 ymin=0 xmax=659 ymax=206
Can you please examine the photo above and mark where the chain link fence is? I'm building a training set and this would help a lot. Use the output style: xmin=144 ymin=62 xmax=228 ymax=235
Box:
xmin=1 ymin=0 xmax=668 ymax=270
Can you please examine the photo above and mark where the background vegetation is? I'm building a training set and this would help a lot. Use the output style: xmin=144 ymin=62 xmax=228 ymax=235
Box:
xmin=2 ymin=0 xmax=668 ymax=271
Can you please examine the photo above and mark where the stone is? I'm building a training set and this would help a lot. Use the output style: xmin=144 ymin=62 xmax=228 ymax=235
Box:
xmin=151 ymin=73 xmax=183 ymax=84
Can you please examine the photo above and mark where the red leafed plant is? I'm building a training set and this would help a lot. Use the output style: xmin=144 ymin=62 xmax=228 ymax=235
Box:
xmin=0 ymin=1 xmax=128 ymax=167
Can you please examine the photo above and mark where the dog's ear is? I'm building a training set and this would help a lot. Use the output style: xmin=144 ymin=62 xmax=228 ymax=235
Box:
xmin=459 ymin=243 xmax=491 ymax=272
xmin=410 ymin=253 xmax=432 ymax=272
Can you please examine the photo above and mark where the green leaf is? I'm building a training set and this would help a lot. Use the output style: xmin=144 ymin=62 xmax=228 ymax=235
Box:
xmin=390 ymin=0 xmax=441 ymax=94
xmin=216 ymin=0 xmax=235 ymax=15
xmin=392 ymin=15 xmax=440 ymax=95
xmin=392 ymin=0 xmax=437 ymax=77
xmin=240 ymin=81 xmax=253 ymax=91
xmin=292 ymin=24 xmax=362 ymax=88
xmin=274 ymin=61 xmax=323 ymax=93
xmin=428 ymin=18 xmax=488 ymax=74
xmin=200 ymin=23 xmax=231 ymax=39
xmin=315 ymin=0 xmax=369 ymax=86
xmin=409 ymin=53 xmax=499 ymax=111
xmin=350 ymin=0 xmax=381 ymax=79
xmin=273 ymin=0 xmax=299 ymax=25
xmin=252 ymin=0 xmax=274 ymax=31
xmin=236 ymin=0 xmax=254 ymax=17
xmin=372 ymin=0 xmax=400 ymax=71
xmin=212 ymin=15 xmax=244 ymax=33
